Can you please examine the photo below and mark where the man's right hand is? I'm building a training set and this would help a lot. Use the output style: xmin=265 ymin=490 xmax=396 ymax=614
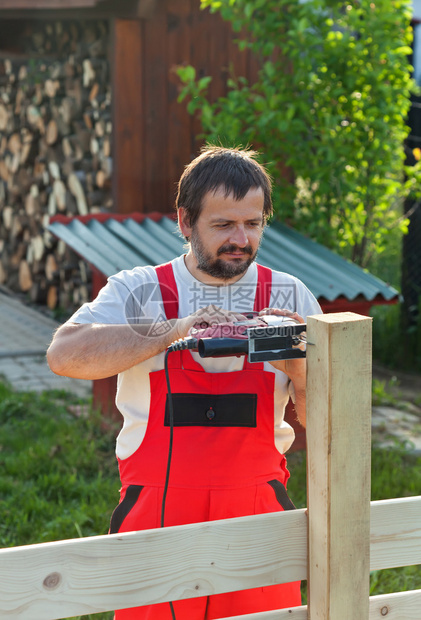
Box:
xmin=175 ymin=305 xmax=246 ymax=340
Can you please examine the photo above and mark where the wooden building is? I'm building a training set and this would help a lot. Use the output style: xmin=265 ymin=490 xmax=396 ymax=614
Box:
xmin=0 ymin=0 xmax=259 ymax=309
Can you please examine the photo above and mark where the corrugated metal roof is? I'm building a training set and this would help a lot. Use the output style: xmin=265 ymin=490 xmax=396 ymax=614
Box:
xmin=48 ymin=213 xmax=399 ymax=303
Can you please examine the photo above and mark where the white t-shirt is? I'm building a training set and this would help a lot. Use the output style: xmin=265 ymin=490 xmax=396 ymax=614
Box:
xmin=70 ymin=256 xmax=321 ymax=459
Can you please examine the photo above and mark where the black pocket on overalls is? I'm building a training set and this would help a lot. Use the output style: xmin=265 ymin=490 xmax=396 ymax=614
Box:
xmin=109 ymin=485 xmax=144 ymax=534
xmin=267 ymin=479 xmax=296 ymax=511
xmin=164 ymin=393 xmax=257 ymax=427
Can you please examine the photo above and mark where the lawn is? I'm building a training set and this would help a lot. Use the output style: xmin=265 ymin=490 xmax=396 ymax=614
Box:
xmin=0 ymin=380 xmax=420 ymax=619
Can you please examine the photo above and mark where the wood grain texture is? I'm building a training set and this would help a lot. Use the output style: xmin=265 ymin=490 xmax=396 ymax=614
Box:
xmin=221 ymin=606 xmax=308 ymax=619
xmin=0 ymin=496 xmax=418 ymax=618
xmin=306 ymin=312 xmax=373 ymax=620
xmin=368 ymin=589 xmax=421 ymax=619
xmin=220 ymin=590 xmax=421 ymax=620
xmin=0 ymin=509 xmax=307 ymax=619
xmin=0 ymin=0 xmax=155 ymax=13
xmin=112 ymin=19 xmax=144 ymax=214
xmin=370 ymin=496 xmax=421 ymax=571
xmin=0 ymin=0 xmax=97 ymax=7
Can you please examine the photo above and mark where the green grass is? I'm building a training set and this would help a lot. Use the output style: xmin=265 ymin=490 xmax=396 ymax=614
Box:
xmin=1 ymin=381 xmax=420 ymax=618
xmin=0 ymin=382 xmax=120 ymax=548
xmin=0 ymin=381 xmax=119 ymax=620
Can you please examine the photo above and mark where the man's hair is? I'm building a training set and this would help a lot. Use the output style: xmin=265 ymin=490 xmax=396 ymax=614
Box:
xmin=175 ymin=145 xmax=273 ymax=229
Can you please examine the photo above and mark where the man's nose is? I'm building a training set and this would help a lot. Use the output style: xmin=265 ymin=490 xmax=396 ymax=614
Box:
xmin=229 ymin=225 xmax=248 ymax=247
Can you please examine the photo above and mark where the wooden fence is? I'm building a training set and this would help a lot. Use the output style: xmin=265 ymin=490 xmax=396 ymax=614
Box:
xmin=0 ymin=313 xmax=420 ymax=619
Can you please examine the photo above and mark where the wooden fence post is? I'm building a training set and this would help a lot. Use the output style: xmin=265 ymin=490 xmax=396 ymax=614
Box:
xmin=306 ymin=312 xmax=372 ymax=620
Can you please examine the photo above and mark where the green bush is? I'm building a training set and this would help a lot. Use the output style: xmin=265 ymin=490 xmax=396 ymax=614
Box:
xmin=372 ymin=301 xmax=421 ymax=372
xmin=177 ymin=0 xmax=421 ymax=268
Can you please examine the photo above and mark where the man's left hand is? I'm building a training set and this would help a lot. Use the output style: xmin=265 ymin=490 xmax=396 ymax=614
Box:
xmin=258 ymin=308 xmax=307 ymax=427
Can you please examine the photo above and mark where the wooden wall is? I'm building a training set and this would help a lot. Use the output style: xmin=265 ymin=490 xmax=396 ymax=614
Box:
xmin=113 ymin=0 xmax=260 ymax=216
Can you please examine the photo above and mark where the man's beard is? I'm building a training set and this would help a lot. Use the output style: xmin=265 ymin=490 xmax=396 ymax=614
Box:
xmin=190 ymin=228 xmax=258 ymax=280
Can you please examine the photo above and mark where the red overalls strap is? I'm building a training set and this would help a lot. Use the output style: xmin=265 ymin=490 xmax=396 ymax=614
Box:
xmin=155 ymin=261 xmax=273 ymax=319
xmin=155 ymin=261 xmax=179 ymax=320
xmin=254 ymin=263 xmax=272 ymax=312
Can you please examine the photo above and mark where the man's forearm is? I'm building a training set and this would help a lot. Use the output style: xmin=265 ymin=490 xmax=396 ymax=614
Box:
xmin=47 ymin=321 xmax=180 ymax=380
xmin=287 ymin=361 xmax=307 ymax=427
xmin=291 ymin=385 xmax=306 ymax=428
xmin=270 ymin=357 xmax=307 ymax=428
xmin=47 ymin=305 xmax=255 ymax=381
xmin=47 ymin=304 xmax=245 ymax=380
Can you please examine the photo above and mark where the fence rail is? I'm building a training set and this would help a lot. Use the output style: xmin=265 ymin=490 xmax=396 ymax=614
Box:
xmin=0 ymin=497 xmax=419 ymax=619
xmin=0 ymin=313 xmax=419 ymax=620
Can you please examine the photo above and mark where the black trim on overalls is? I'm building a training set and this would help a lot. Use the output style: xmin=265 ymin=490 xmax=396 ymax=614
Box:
xmin=109 ymin=485 xmax=144 ymax=534
xmin=267 ymin=479 xmax=296 ymax=511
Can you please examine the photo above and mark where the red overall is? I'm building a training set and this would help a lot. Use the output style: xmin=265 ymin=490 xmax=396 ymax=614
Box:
xmin=111 ymin=263 xmax=301 ymax=619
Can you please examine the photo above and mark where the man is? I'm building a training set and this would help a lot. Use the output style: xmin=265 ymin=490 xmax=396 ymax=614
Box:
xmin=47 ymin=145 xmax=321 ymax=619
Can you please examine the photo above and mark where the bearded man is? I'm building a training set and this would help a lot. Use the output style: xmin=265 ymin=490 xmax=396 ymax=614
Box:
xmin=47 ymin=145 xmax=321 ymax=620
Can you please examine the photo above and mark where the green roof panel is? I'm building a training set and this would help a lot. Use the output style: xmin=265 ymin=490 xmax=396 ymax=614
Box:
xmin=48 ymin=214 xmax=399 ymax=304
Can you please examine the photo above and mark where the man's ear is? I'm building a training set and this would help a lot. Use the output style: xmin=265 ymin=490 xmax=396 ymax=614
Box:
xmin=178 ymin=207 xmax=192 ymax=239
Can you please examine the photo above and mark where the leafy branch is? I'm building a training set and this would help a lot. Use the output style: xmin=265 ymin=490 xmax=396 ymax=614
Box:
xmin=176 ymin=0 xmax=421 ymax=266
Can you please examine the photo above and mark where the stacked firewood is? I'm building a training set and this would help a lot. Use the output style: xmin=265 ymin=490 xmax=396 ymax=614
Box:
xmin=0 ymin=20 xmax=112 ymax=312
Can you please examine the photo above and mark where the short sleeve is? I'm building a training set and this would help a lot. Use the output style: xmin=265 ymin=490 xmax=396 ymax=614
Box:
xmin=68 ymin=266 xmax=159 ymax=325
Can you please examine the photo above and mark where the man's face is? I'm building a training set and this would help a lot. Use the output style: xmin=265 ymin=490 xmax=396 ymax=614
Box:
xmin=180 ymin=186 xmax=265 ymax=282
